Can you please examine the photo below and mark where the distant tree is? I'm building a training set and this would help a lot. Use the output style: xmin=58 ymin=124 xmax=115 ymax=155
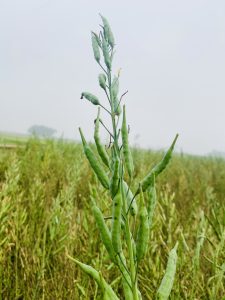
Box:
xmin=28 ymin=125 xmax=57 ymax=138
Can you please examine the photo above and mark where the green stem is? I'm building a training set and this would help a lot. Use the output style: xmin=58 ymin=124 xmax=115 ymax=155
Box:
xmin=107 ymin=65 xmax=139 ymax=299
xmin=122 ymin=187 xmax=139 ymax=300
xmin=107 ymin=72 xmax=120 ymax=157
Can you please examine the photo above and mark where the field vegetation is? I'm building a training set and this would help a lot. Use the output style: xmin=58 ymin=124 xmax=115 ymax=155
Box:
xmin=0 ymin=137 xmax=224 ymax=299
xmin=1 ymin=14 xmax=224 ymax=300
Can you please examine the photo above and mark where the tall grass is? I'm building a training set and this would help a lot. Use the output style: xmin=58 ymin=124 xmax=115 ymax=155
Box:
xmin=0 ymin=138 xmax=224 ymax=299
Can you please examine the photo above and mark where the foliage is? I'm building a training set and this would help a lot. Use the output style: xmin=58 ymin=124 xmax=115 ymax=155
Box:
xmin=0 ymin=139 xmax=224 ymax=299
xmin=0 ymin=14 xmax=224 ymax=299
xmin=75 ymin=15 xmax=180 ymax=299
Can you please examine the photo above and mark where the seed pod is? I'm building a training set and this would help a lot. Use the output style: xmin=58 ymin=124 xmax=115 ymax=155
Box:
xmin=111 ymin=191 xmax=122 ymax=253
xmin=113 ymin=97 xmax=121 ymax=116
xmin=94 ymin=108 xmax=110 ymax=168
xmin=91 ymin=198 xmax=116 ymax=263
xmin=102 ymin=36 xmax=111 ymax=70
xmin=100 ymin=15 xmax=115 ymax=48
xmin=157 ymin=243 xmax=178 ymax=300
xmin=122 ymin=278 xmax=133 ymax=300
xmin=81 ymin=92 xmax=100 ymax=106
xmin=68 ymin=256 xmax=102 ymax=286
xmin=131 ymin=235 xmax=137 ymax=261
xmin=112 ymin=76 xmax=121 ymax=115
xmin=98 ymin=73 xmax=107 ymax=90
xmin=112 ymin=76 xmax=119 ymax=98
xmin=122 ymin=105 xmax=134 ymax=178
xmin=153 ymin=134 xmax=178 ymax=176
xmin=101 ymin=272 xmax=120 ymax=300
xmin=146 ymin=176 xmax=157 ymax=228
xmin=122 ymin=180 xmax=138 ymax=216
xmin=91 ymin=33 xmax=101 ymax=63
xmin=136 ymin=189 xmax=149 ymax=263
xmin=67 ymin=255 xmax=119 ymax=300
xmin=110 ymin=154 xmax=120 ymax=198
xmin=79 ymin=128 xmax=110 ymax=189
xmin=92 ymin=31 xmax=101 ymax=47
xmin=139 ymin=134 xmax=178 ymax=193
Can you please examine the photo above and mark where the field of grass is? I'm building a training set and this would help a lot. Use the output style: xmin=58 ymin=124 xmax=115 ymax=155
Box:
xmin=0 ymin=132 xmax=29 ymax=146
xmin=0 ymin=137 xmax=224 ymax=299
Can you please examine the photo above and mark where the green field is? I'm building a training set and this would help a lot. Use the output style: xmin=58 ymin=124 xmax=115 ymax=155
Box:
xmin=0 ymin=137 xmax=224 ymax=299
xmin=0 ymin=132 xmax=29 ymax=146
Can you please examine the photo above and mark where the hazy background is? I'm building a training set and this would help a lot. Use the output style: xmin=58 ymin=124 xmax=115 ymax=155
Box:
xmin=1 ymin=0 xmax=225 ymax=155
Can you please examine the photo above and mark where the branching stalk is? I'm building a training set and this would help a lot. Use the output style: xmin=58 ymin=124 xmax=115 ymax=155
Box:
xmin=76 ymin=15 xmax=178 ymax=300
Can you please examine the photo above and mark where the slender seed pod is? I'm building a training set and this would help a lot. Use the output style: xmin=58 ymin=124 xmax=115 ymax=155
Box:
xmin=79 ymin=128 xmax=110 ymax=189
xmin=112 ymin=76 xmax=121 ymax=115
xmin=101 ymin=274 xmax=119 ymax=300
xmin=91 ymin=198 xmax=116 ymax=263
xmin=81 ymin=92 xmax=100 ymax=106
xmin=67 ymin=255 xmax=119 ymax=300
xmin=146 ymin=176 xmax=157 ymax=228
xmin=138 ymin=134 xmax=178 ymax=193
xmin=136 ymin=188 xmax=149 ymax=263
xmin=113 ymin=97 xmax=121 ymax=116
xmin=102 ymin=36 xmax=111 ymax=70
xmin=98 ymin=73 xmax=107 ymax=91
xmin=122 ymin=180 xmax=138 ymax=216
xmin=122 ymin=105 xmax=134 ymax=178
xmin=110 ymin=155 xmax=120 ymax=198
xmin=111 ymin=191 xmax=122 ymax=253
xmin=157 ymin=243 xmax=178 ymax=300
xmin=92 ymin=31 xmax=101 ymax=47
xmin=94 ymin=108 xmax=110 ymax=168
xmin=91 ymin=33 xmax=101 ymax=63
xmin=122 ymin=278 xmax=133 ymax=300
xmin=131 ymin=235 xmax=137 ymax=261
xmin=100 ymin=15 xmax=115 ymax=48
xmin=112 ymin=76 xmax=119 ymax=98
xmin=67 ymin=256 xmax=102 ymax=286
xmin=153 ymin=134 xmax=178 ymax=176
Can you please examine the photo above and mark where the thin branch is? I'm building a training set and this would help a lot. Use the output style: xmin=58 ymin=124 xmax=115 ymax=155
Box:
xmin=118 ymin=253 xmax=131 ymax=279
xmin=126 ymin=190 xmax=138 ymax=216
xmin=116 ymin=90 xmax=128 ymax=113
xmin=103 ymin=89 xmax=111 ymax=106
xmin=97 ymin=61 xmax=108 ymax=75
xmin=99 ymin=104 xmax=111 ymax=115
xmin=99 ymin=119 xmax=114 ymax=139
xmin=116 ymin=257 xmax=132 ymax=290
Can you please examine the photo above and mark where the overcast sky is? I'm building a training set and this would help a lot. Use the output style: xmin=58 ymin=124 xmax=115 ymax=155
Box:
xmin=1 ymin=0 xmax=225 ymax=155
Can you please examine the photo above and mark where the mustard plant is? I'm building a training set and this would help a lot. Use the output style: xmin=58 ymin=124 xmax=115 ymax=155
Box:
xmin=68 ymin=15 xmax=179 ymax=299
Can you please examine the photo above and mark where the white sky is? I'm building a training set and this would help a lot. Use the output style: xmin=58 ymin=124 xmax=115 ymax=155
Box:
xmin=0 ymin=0 xmax=225 ymax=155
